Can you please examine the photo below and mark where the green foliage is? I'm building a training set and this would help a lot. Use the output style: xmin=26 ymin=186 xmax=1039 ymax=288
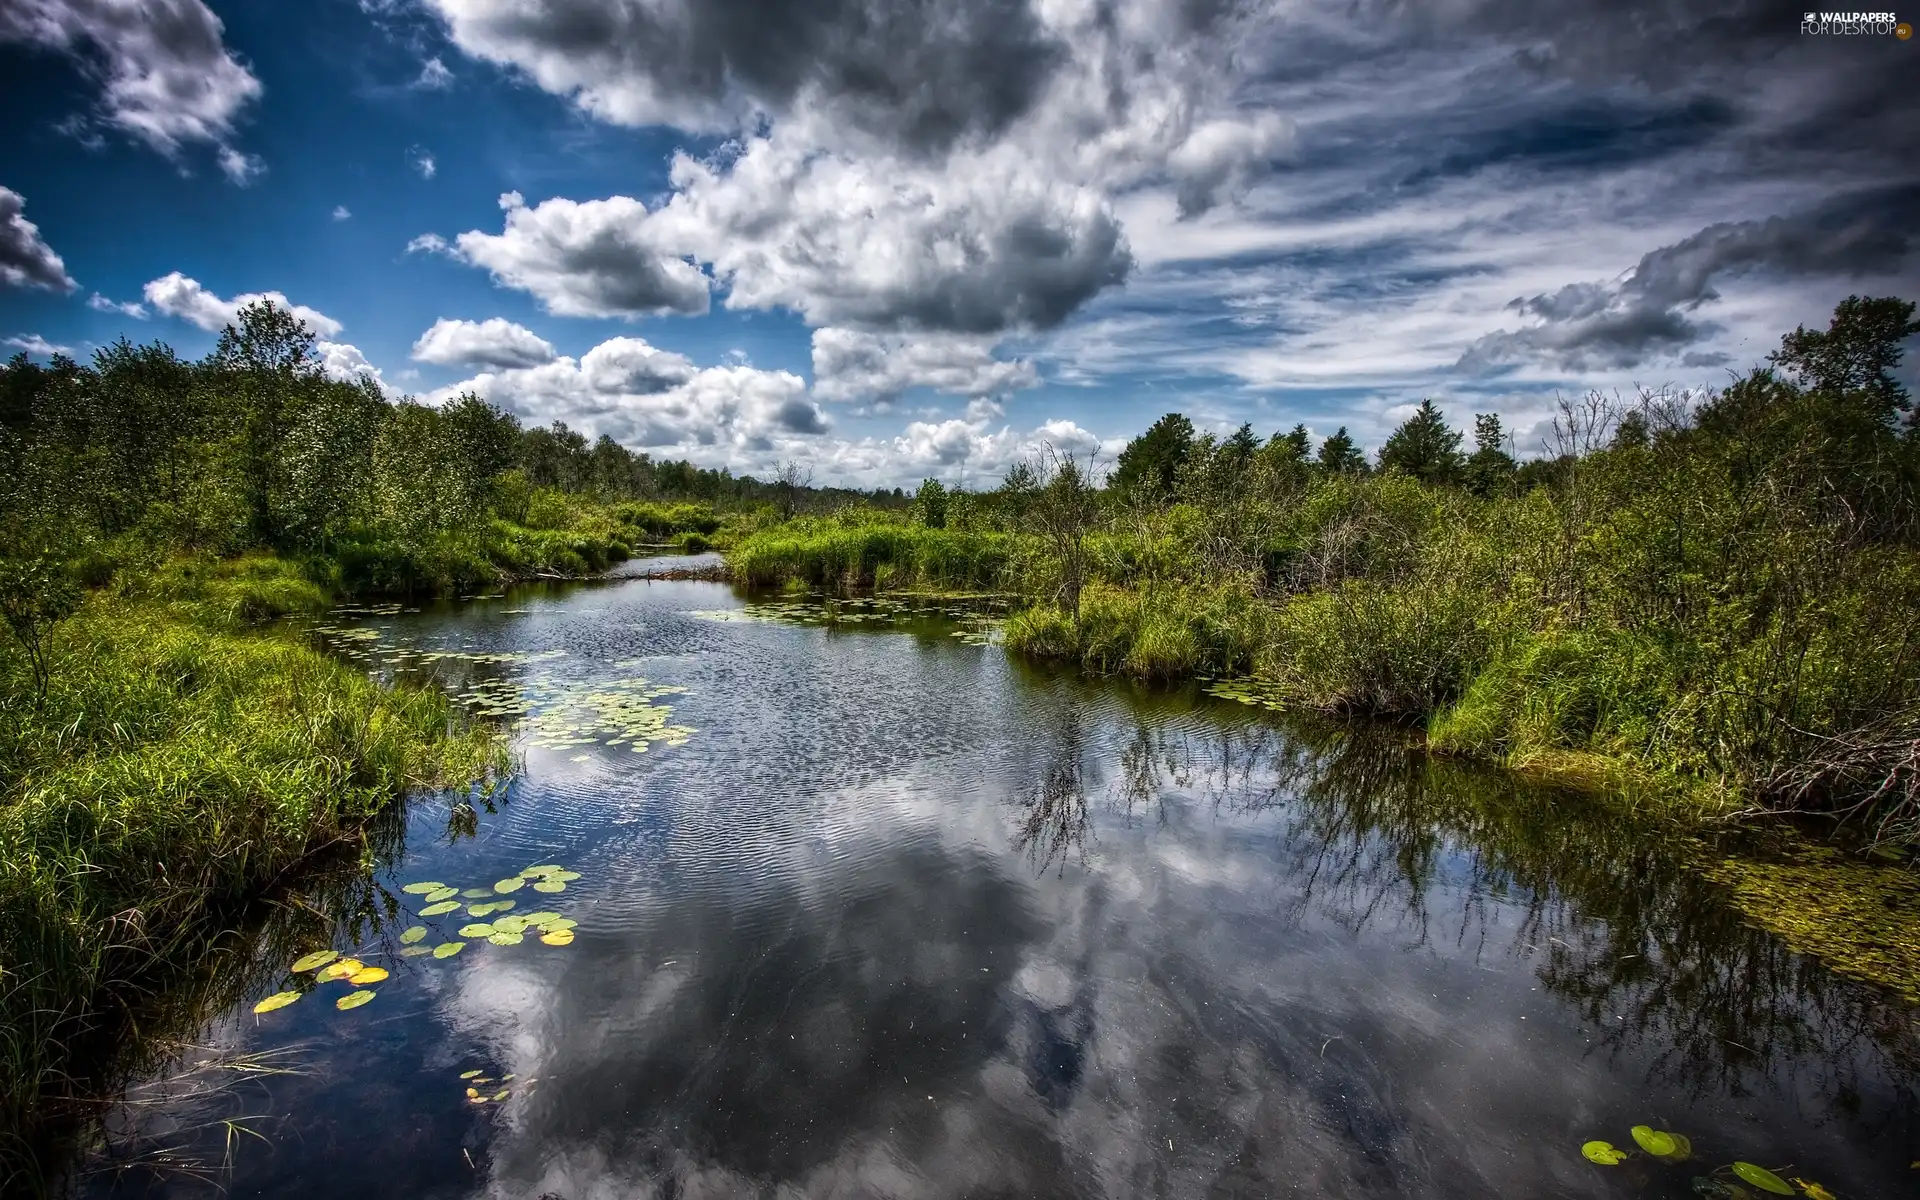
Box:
xmin=1316 ymin=426 xmax=1367 ymax=475
xmin=730 ymin=518 xmax=1013 ymax=592
xmin=1113 ymin=412 xmax=1196 ymax=501
xmin=1378 ymin=399 xmax=1464 ymax=485
xmin=0 ymin=551 xmax=79 ymax=701
xmin=912 ymin=478 xmax=949 ymax=528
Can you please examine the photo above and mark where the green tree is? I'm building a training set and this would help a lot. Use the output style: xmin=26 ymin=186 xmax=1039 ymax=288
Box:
xmin=1769 ymin=294 xmax=1920 ymax=423
xmin=1464 ymin=413 xmax=1517 ymax=497
xmin=0 ymin=551 xmax=79 ymax=703
xmin=1277 ymin=423 xmax=1312 ymax=463
xmin=913 ymin=478 xmax=949 ymax=528
xmin=1112 ymin=412 xmax=1195 ymax=501
xmin=1317 ymin=426 xmax=1367 ymax=475
xmin=1378 ymin=399 xmax=1464 ymax=485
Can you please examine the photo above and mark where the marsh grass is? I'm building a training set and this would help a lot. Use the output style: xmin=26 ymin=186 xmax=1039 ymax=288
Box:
xmin=729 ymin=521 xmax=1014 ymax=592
xmin=0 ymin=558 xmax=505 ymax=1177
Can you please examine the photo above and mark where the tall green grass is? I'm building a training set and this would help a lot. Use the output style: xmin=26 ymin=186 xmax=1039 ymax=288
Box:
xmin=0 ymin=560 xmax=505 ymax=1159
xmin=729 ymin=521 xmax=1015 ymax=592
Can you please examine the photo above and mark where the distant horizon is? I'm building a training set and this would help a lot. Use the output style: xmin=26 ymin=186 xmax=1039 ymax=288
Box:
xmin=3 ymin=0 xmax=1916 ymax=488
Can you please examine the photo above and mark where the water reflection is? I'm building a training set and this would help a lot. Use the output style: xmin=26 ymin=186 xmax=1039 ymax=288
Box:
xmin=48 ymin=578 xmax=1920 ymax=1199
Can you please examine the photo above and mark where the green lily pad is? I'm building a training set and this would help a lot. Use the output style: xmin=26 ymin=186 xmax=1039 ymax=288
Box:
xmin=488 ymin=931 xmax=525 ymax=946
xmin=523 ymin=911 xmax=562 ymax=926
xmin=494 ymin=915 xmax=532 ymax=934
xmin=520 ymin=865 xmax=563 ymax=876
xmin=1582 ymin=1141 xmax=1628 ymax=1165
xmin=398 ymin=945 xmax=433 ymax=958
xmin=420 ymin=901 xmax=461 ymax=917
xmin=492 ymin=1088 xmax=510 ymax=1101
xmin=253 ymin=991 xmax=302 ymax=1014
xmin=547 ymin=870 xmax=582 ymax=882
xmin=494 ymin=877 xmax=525 ymax=893
xmin=541 ymin=917 xmax=578 ymax=932
xmin=424 ymin=887 xmax=458 ymax=903
xmin=335 ymin=989 xmax=376 ymax=1011
xmin=1630 ymin=1126 xmax=1681 ymax=1158
xmin=461 ymin=888 xmax=495 ymax=899
xmin=459 ymin=923 xmax=497 ymax=938
xmin=291 ymin=950 xmax=340 ymax=973
xmin=399 ymin=926 xmax=428 ymax=944
xmin=459 ymin=1069 xmax=483 ymax=1079
xmin=433 ymin=941 xmax=466 ymax=959
xmin=1730 ymin=1164 xmax=1795 ymax=1195
xmin=401 ymin=881 xmax=445 ymax=894
xmin=532 ymin=880 xmax=566 ymax=893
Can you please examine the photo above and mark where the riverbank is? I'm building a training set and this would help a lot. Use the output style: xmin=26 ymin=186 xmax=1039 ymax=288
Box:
xmin=0 ymin=555 xmax=508 ymax=1169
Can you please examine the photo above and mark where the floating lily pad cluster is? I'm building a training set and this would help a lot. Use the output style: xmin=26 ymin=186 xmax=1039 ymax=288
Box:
xmin=515 ymin=676 xmax=693 ymax=754
xmin=1580 ymin=1125 xmax=1838 ymax=1198
xmin=458 ymin=1067 xmax=535 ymax=1105
xmin=251 ymin=865 xmax=585 ymax=1018
xmin=689 ymin=596 xmax=1007 ymax=645
xmin=1200 ymin=678 xmax=1288 ymax=711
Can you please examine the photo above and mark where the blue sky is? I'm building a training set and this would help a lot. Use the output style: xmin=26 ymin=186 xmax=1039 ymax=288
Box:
xmin=2 ymin=0 xmax=1916 ymax=487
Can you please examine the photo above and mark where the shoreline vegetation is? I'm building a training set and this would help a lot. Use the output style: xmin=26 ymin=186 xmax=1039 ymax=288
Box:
xmin=3 ymin=298 xmax=1918 ymax=1157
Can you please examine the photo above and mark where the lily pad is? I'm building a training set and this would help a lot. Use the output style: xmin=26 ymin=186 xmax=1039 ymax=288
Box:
xmin=335 ymin=990 xmax=375 ymax=1010
xmin=462 ymin=888 xmax=495 ymax=899
xmin=400 ymin=881 xmax=445 ymax=895
xmin=532 ymin=880 xmax=567 ymax=893
xmin=520 ymin=865 xmax=563 ymax=876
xmin=488 ymin=931 xmax=525 ymax=946
xmin=1730 ymin=1164 xmax=1795 ymax=1195
xmin=399 ymin=926 xmax=428 ymax=944
xmin=460 ymin=1069 xmax=483 ymax=1079
xmin=1793 ymin=1180 xmax=1837 ymax=1200
xmin=318 ymin=958 xmax=366 ymax=983
xmin=492 ymin=1089 xmax=510 ymax=1101
xmin=348 ymin=966 xmax=389 ymax=985
xmin=494 ymin=877 xmax=525 ymax=893
xmin=1631 ymin=1126 xmax=1682 ymax=1158
xmin=433 ymin=941 xmax=466 ymax=959
xmin=541 ymin=917 xmax=578 ymax=932
xmin=523 ymin=911 xmax=562 ymax=926
xmin=1581 ymin=1141 xmax=1628 ymax=1166
xmin=398 ymin=945 xmax=433 ymax=958
xmin=424 ymin=887 xmax=458 ymax=903
xmin=547 ymin=870 xmax=582 ymax=882
xmin=459 ymin=923 xmax=497 ymax=938
xmin=291 ymin=950 xmax=340 ymax=973
xmin=420 ymin=901 xmax=461 ymax=917
xmin=253 ymin=991 xmax=302 ymax=1014
xmin=540 ymin=929 xmax=575 ymax=946
xmin=493 ymin=915 xmax=532 ymax=934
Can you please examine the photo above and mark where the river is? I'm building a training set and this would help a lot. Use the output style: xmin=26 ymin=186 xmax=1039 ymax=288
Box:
xmin=71 ymin=560 xmax=1920 ymax=1198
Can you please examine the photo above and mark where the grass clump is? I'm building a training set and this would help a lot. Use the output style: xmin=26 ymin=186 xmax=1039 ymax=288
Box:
xmin=730 ymin=518 xmax=1014 ymax=592
xmin=0 ymin=580 xmax=505 ymax=1157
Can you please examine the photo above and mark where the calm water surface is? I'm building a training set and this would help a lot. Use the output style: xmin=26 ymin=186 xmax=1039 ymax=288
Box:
xmin=77 ymin=563 xmax=1920 ymax=1198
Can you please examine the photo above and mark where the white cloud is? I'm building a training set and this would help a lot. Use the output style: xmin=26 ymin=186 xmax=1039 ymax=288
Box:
xmin=4 ymin=333 xmax=73 ymax=357
xmin=436 ymin=191 xmax=710 ymax=319
xmin=142 ymin=271 xmax=344 ymax=338
xmin=0 ymin=0 xmax=262 ymax=170
xmin=332 ymin=205 xmax=352 ymax=221
xmin=0 ymin=187 xmax=77 ymax=293
xmin=217 ymin=146 xmax=265 ymax=185
xmin=411 ymin=147 xmax=436 ymax=179
xmin=411 ymin=317 xmax=558 ymax=370
xmin=810 ymin=329 xmax=1037 ymax=402
xmin=316 ymin=339 xmax=399 ymax=396
xmin=406 ymin=232 xmax=449 ymax=255
xmin=415 ymin=56 xmax=453 ymax=90
xmin=431 ymin=339 xmax=824 ymax=455
xmin=87 ymin=291 xmax=146 ymax=317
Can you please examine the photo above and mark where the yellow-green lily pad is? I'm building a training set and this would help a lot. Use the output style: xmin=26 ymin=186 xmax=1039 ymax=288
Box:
xmin=318 ymin=958 xmax=366 ymax=982
xmin=335 ymin=989 xmax=375 ymax=1010
xmin=547 ymin=870 xmax=582 ymax=882
xmin=494 ymin=877 xmax=525 ymax=893
xmin=433 ymin=941 xmax=466 ymax=959
xmin=493 ymin=915 xmax=532 ymax=934
xmin=420 ymin=901 xmax=461 ymax=916
xmin=398 ymin=945 xmax=434 ymax=958
xmin=532 ymin=880 xmax=566 ymax=893
xmin=540 ymin=928 xmax=575 ymax=946
xmin=520 ymin=865 xmax=563 ymax=876
xmin=291 ymin=950 xmax=340 ymax=973
xmin=459 ymin=922 xmax=497 ymax=938
xmin=253 ymin=991 xmax=302 ymax=1014
xmin=488 ymin=931 xmax=524 ymax=946
xmin=399 ymin=925 xmax=428 ymax=944
xmin=459 ymin=1069 xmax=482 ymax=1079
xmin=1630 ymin=1126 xmax=1680 ymax=1158
xmin=348 ymin=966 xmax=388 ymax=985
xmin=1581 ymin=1141 xmax=1628 ymax=1165
xmin=523 ymin=911 xmax=562 ymax=925
xmin=541 ymin=917 xmax=577 ymax=932
xmin=424 ymin=887 xmax=458 ymax=903
xmin=1730 ymin=1164 xmax=1795 ymax=1195
xmin=461 ymin=888 xmax=494 ymax=899
xmin=401 ymin=881 xmax=445 ymax=895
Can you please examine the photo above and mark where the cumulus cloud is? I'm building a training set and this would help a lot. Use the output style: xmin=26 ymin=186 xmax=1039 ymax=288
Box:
xmin=316 ymin=339 xmax=399 ymax=396
xmin=410 ymin=147 xmax=436 ymax=179
xmin=810 ymin=329 xmax=1037 ymax=403
xmin=0 ymin=0 xmax=262 ymax=168
xmin=433 ymin=191 xmax=710 ymax=319
xmin=411 ymin=317 xmax=558 ymax=370
xmin=415 ymin=55 xmax=453 ymax=89
xmin=4 ymin=333 xmax=74 ymax=357
xmin=217 ymin=146 xmax=265 ymax=185
xmin=430 ymin=334 xmax=821 ymax=454
xmin=87 ymin=291 xmax=146 ymax=317
xmin=0 ymin=187 xmax=77 ymax=293
xmin=142 ymin=271 xmax=344 ymax=338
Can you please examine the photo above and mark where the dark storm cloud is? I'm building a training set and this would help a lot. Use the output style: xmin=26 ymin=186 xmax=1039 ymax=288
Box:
xmin=431 ymin=0 xmax=1065 ymax=152
xmin=1460 ymin=187 xmax=1920 ymax=372
xmin=0 ymin=187 xmax=77 ymax=293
